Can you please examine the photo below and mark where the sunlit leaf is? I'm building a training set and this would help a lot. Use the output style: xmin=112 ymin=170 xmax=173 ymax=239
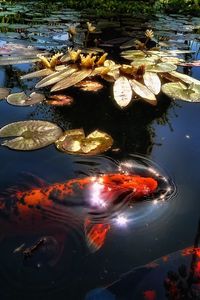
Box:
xmin=21 ymin=68 xmax=54 ymax=80
xmin=131 ymin=57 xmax=158 ymax=67
xmin=0 ymin=88 xmax=9 ymax=100
xmin=7 ymin=92 xmax=45 ymax=106
xmin=165 ymin=71 xmax=200 ymax=85
xmin=113 ymin=76 xmax=132 ymax=108
xmin=51 ymin=69 xmax=92 ymax=92
xmin=75 ymin=80 xmax=103 ymax=92
xmin=143 ymin=72 xmax=161 ymax=95
xmin=146 ymin=63 xmax=177 ymax=73
xmin=36 ymin=66 xmax=78 ymax=89
xmin=46 ymin=95 xmax=74 ymax=106
xmin=0 ymin=120 xmax=63 ymax=150
xmin=55 ymin=129 xmax=113 ymax=155
xmin=162 ymin=82 xmax=200 ymax=102
xmin=159 ymin=57 xmax=184 ymax=64
xmin=129 ymin=79 xmax=157 ymax=105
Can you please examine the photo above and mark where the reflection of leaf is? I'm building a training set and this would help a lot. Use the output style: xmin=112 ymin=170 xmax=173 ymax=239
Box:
xmin=56 ymin=129 xmax=113 ymax=155
xmin=46 ymin=95 xmax=74 ymax=106
xmin=7 ymin=92 xmax=45 ymax=106
xmin=129 ymin=79 xmax=157 ymax=105
xmin=0 ymin=55 xmax=41 ymax=66
xmin=162 ymin=82 xmax=200 ymax=102
xmin=113 ymin=76 xmax=132 ymax=108
xmin=0 ymin=88 xmax=9 ymax=100
xmin=51 ymin=69 xmax=92 ymax=92
xmin=21 ymin=69 xmax=54 ymax=80
xmin=75 ymin=80 xmax=103 ymax=92
xmin=178 ymin=61 xmax=200 ymax=67
xmin=36 ymin=66 xmax=78 ymax=89
xmin=143 ymin=72 xmax=161 ymax=95
xmin=0 ymin=120 xmax=63 ymax=151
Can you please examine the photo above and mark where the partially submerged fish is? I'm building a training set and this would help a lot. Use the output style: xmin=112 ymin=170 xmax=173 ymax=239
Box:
xmin=0 ymin=172 xmax=158 ymax=252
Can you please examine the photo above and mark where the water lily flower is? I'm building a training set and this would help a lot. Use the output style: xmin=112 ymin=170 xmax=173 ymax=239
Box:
xmin=80 ymin=53 xmax=96 ymax=68
xmin=145 ymin=29 xmax=154 ymax=39
xmin=68 ymin=48 xmax=81 ymax=62
xmin=96 ymin=53 xmax=108 ymax=66
xmin=68 ymin=26 xmax=77 ymax=37
xmin=37 ymin=53 xmax=63 ymax=69
xmin=87 ymin=22 xmax=96 ymax=33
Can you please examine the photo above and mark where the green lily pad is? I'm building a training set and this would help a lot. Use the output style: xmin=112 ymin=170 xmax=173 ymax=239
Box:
xmin=0 ymin=120 xmax=63 ymax=151
xmin=56 ymin=129 xmax=113 ymax=155
xmin=146 ymin=63 xmax=177 ymax=73
xmin=7 ymin=92 xmax=45 ymax=106
xmin=162 ymin=82 xmax=200 ymax=102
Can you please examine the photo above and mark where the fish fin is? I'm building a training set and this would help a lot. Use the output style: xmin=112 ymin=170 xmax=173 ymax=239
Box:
xmin=84 ymin=218 xmax=110 ymax=252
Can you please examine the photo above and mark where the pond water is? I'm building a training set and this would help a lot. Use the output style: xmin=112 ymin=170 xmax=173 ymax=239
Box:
xmin=0 ymin=2 xmax=200 ymax=300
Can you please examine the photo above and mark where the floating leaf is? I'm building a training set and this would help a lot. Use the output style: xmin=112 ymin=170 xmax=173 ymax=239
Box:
xmin=46 ymin=95 xmax=74 ymax=106
xmin=167 ymin=71 xmax=200 ymax=85
xmin=7 ymin=92 xmax=45 ymax=106
xmin=36 ymin=66 xmax=78 ymax=89
xmin=75 ymin=80 xmax=103 ymax=92
xmin=21 ymin=68 xmax=54 ymax=80
xmin=56 ymin=129 xmax=113 ymax=155
xmin=0 ymin=120 xmax=63 ymax=151
xmin=143 ymin=72 xmax=161 ymax=95
xmin=51 ymin=69 xmax=92 ymax=92
xmin=129 ymin=79 xmax=157 ymax=105
xmin=146 ymin=63 xmax=177 ymax=73
xmin=113 ymin=76 xmax=132 ymax=108
xmin=162 ymin=82 xmax=200 ymax=102
xmin=0 ymin=88 xmax=9 ymax=100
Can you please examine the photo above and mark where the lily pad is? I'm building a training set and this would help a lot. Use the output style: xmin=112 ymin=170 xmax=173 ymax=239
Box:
xmin=46 ymin=95 xmax=74 ymax=106
xmin=7 ymin=92 xmax=45 ymax=106
xmin=0 ymin=88 xmax=10 ymax=100
xmin=55 ymin=129 xmax=113 ymax=155
xmin=0 ymin=120 xmax=63 ymax=151
xmin=162 ymin=82 xmax=200 ymax=102
xmin=113 ymin=76 xmax=133 ymax=108
xmin=146 ymin=63 xmax=177 ymax=73
xmin=143 ymin=72 xmax=161 ymax=95
xmin=129 ymin=79 xmax=157 ymax=105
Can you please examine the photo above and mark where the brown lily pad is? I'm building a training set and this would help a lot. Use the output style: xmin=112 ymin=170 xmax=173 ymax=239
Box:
xmin=55 ymin=129 xmax=113 ymax=155
xmin=46 ymin=95 xmax=74 ymax=106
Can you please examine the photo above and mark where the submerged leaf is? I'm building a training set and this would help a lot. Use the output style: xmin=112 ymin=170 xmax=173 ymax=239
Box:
xmin=0 ymin=120 xmax=62 ymax=150
xmin=0 ymin=88 xmax=9 ymax=100
xmin=113 ymin=76 xmax=132 ymax=108
xmin=7 ymin=92 xmax=45 ymax=106
xmin=143 ymin=72 xmax=161 ymax=95
xmin=51 ymin=69 xmax=92 ymax=92
xmin=129 ymin=79 xmax=157 ymax=105
xmin=46 ymin=95 xmax=74 ymax=106
xmin=75 ymin=80 xmax=103 ymax=92
xmin=162 ymin=82 xmax=200 ymax=102
xmin=56 ymin=129 xmax=113 ymax=155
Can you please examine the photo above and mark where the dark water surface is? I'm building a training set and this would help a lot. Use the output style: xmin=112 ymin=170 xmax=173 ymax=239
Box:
xmin=0 ymin=2 xmax=200 ymax=299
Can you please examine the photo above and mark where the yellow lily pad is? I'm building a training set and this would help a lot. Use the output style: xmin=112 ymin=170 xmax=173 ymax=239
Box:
xmin=55 ymin=129 xmax=113 ymax=155
xmin=143 ymin=72 xmax=161 ymax=95
xmin=0 ymin=120 xmax=63 ymax=150
xmin=162 ymin=82 xmax=200 ymax=102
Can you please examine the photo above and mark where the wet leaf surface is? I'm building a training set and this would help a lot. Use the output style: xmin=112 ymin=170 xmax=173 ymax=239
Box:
xmin=55 ymin=129 xmax=113 ymax=155
xmin=0 ymin=120 xmax=63 ymax=150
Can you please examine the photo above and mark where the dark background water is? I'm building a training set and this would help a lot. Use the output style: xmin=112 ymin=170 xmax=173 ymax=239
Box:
xmin=0 ymin=2 xmax=200 ymax=299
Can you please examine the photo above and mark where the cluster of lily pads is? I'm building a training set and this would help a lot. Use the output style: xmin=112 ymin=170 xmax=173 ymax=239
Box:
xmin=0 ymin=28 xmax=200 ymax=154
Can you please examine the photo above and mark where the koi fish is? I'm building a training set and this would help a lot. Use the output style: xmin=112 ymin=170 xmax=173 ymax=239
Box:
xmin=0 ymin=172 xmax=158 ymax=253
